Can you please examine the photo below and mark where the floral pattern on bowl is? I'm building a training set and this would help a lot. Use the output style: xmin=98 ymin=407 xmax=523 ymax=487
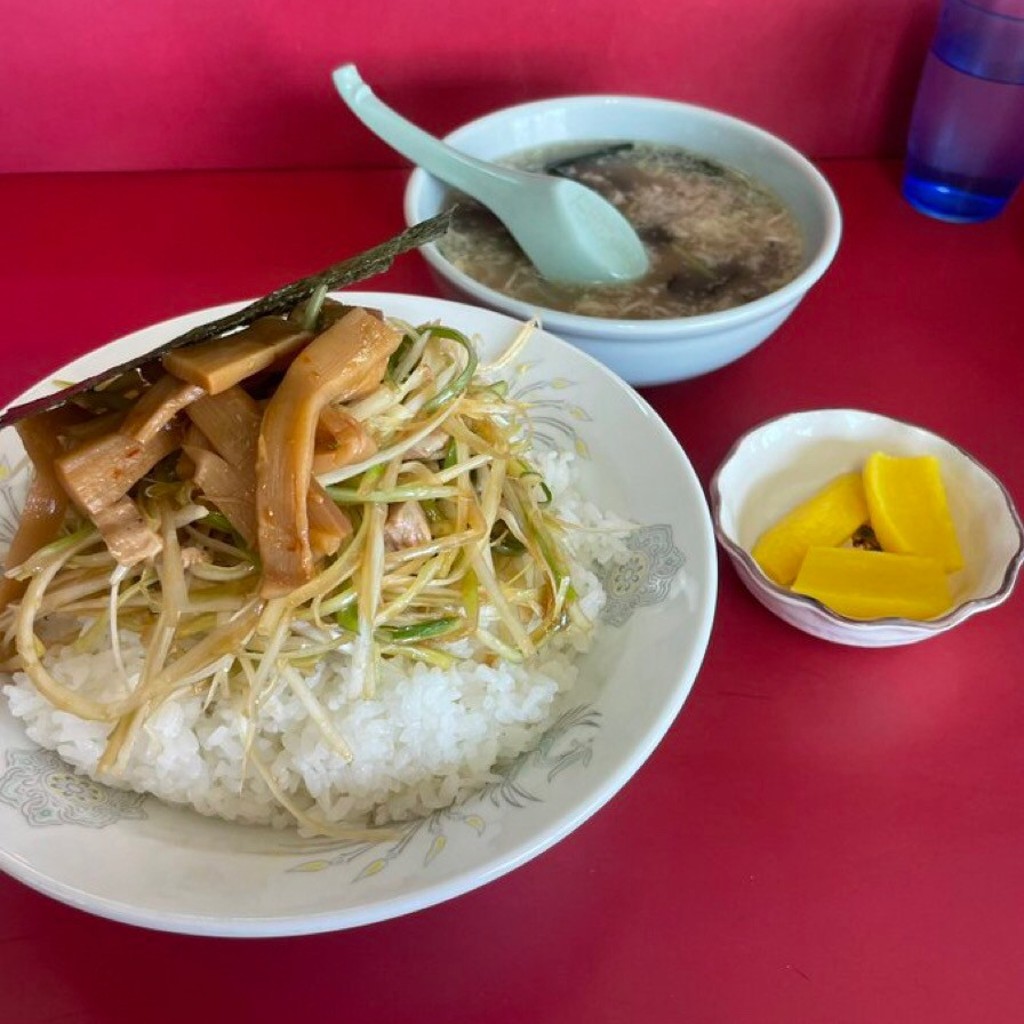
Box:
xmin=0 ymin=748 xmax=148 ymax=828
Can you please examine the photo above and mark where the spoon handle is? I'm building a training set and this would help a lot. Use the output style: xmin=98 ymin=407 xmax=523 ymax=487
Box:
xmin=332 ymin=65 xmax=517 ymax=206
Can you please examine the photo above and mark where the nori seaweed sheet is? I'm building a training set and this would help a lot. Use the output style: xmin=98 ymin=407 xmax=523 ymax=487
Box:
xmin=0 ymin=210 xmax=453 ymax=429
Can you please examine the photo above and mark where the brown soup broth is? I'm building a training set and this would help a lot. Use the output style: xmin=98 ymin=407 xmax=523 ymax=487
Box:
xmin=438 ymin=142 xmax=805 ymax=320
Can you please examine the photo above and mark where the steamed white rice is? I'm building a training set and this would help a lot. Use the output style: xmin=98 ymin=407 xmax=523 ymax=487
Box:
xmin=2 ymin=450 xmax=632 ymax=830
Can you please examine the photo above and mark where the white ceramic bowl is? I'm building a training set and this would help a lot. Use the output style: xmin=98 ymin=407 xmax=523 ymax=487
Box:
xmin=404 ymin=95 xmax=842 ymax=387
xmin=710 ymin=409 xmax=1024 ymax=647
xmin=0 ymin=292 xmax=717 ymax=935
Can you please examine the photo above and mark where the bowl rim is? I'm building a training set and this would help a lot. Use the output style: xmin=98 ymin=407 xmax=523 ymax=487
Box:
xmin=403 ymin=93 xmax=843 ymax=338
xmin=708 ymin=408 xmax=1024 ymax=635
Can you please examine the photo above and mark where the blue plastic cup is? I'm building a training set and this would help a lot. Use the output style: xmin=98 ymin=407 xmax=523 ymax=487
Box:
xmin=903 ymin=0 xmax=1024 ymax=222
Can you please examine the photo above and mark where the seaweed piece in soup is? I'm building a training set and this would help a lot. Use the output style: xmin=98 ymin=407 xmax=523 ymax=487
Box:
xmin=666 ymin=259 xmax=740 ymax=303
xmin=544 ymin=142 xmax=636 ymax=178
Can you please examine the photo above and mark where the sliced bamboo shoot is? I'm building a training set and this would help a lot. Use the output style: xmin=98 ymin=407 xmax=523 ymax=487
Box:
xmin=256 ymin=307 xmax=401 ymax=597
xmin=164 ymin=317 xmax=311 ymax=395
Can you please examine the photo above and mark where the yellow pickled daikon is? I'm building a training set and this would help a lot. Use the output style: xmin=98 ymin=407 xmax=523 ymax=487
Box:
xmin=752 ymin=472 xmax=869 ymax=586
xmin=792 ymin=546 xmax=954 ymax=620
xmin=863 ymin=452 xmax=964 ymax=572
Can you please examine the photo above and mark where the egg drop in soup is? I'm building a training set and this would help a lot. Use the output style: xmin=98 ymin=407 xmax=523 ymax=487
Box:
xmin=439 ymin=141 xmax=806 ymax=319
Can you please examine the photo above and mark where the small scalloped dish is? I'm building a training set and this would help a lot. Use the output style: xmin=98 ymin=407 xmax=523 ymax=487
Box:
xmin=709 ymin=409 xmax=1024 ymax=647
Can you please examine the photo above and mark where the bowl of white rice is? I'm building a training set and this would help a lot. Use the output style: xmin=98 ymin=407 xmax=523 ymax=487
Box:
xmin=0 ymin=292 xmax=716 ymax=936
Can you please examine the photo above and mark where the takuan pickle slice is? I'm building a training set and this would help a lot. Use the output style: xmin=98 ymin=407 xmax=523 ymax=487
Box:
xmin=791 ymin=546 xmax=954 ymax=620
xmin=752 ymin=472 xmax=869 ymax=586
xmin=863 ymin=453 xmax=964 ymax=572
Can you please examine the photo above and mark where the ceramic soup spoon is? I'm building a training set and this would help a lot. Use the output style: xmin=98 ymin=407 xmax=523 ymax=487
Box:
xmin=332 ymin=65 xmax=649 ymax=285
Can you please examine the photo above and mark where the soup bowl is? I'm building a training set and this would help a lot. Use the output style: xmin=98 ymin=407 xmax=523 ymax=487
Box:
xmin=404 ymin=94 xmax=842 ymax=387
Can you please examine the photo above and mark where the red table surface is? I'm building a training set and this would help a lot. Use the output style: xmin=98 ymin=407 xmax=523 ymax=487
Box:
xmin=0 ymin=161 xmax=1022 ymax=1024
